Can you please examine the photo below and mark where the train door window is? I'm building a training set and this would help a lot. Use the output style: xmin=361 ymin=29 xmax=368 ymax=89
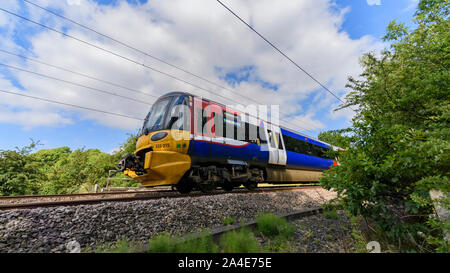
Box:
xmin=258 ymin=126 xmax=268 ymax=144
xmin=267 ymin=130 xmax=277 ymax=148
xmin=275 ymin=132 xmax=283 ymax=150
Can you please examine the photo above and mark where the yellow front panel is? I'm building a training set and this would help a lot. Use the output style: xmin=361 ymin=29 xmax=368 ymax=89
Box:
xmin=136 ymin=129 xmax=190 ymax=155
xmin=126 ymin=130 xmax=191 ymax=186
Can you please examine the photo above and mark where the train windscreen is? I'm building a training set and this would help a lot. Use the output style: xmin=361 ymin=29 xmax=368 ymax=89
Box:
xmin=140 ymin=95 xmax=190 ymax=135
xmin=141 ymin=96 xmax=172 ymax=134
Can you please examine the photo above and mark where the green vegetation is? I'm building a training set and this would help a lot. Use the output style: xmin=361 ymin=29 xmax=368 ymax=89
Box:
xmin=222 ymin=216 xmax=236 ymax=226
xmin=0 ymin=134 xmax=139 ymax=196
xmin=219 ymin=227 xmax=262 ymax=253
xmin=256 ymin=213 xmax=296 ymax=252
xmin=319 ymin=0 xmax=449 ymax=252
xmin=256 ymin=213 xmax=295 ymax=239
xmin=148 ymin=232 xmax=218 ymax=253
xmin=89 ymin=214 xmax=304 ymax=253
xmin=323 ymin=209 xmax=339 ymax=220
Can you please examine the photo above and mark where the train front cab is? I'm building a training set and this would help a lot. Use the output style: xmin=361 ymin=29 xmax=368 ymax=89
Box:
xmin=124 ymin=93 xmax=192 ymax=187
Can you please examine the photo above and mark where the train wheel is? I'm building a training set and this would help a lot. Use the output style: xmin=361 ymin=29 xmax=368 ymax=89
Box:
xmin=176 ymin=181 xmax=193 ymax=194
xmin=198 ymin=183 xmax=215 ymax=193
xmin=222 ymin=183 xmax=234 ymax=192
xmin=245 ymin=182 xmax=257 ymax=191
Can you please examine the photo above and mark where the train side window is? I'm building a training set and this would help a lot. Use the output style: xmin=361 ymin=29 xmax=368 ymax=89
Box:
xmin=258 ymin=126 xmax=268 ymax=144
xmin=195 ymin=108 xmax=203 ymax=134
xmin=213 ymin=112 xmax=224 ymax=138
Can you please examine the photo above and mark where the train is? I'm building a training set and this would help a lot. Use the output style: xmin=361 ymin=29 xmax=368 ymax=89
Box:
xmin=117 ymin=91 xmax=339 ymax=193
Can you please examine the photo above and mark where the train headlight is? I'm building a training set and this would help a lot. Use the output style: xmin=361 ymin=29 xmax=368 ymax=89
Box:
xmin=151 ymin=132 xmax=168 ymax=141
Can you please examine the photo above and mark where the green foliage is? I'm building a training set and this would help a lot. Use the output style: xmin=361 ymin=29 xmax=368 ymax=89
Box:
xmin=256 ymin=213 xmax=295 ymax=239
xmin=147 ymin=232 xmax=218 ymax=253
xmin=320 ymin=0 xmax=449 ymax=252
xmin=0 ymin=140 xmax=41 ymax=196
xmin=323 ymin=209 xmax=339 ymax=220
xmin=318 ymin=128 xmax=354 ymax=149
xmin=219 ymin=228 xmax=262 ymax=253
xmin=222 ymin=216 xmax=236 ymax=226
xmin=148 ymin=232 xmax=180 ymax=253
xmin=176 ymin=233 xmax=218 ymax=253
xmin=0 ymin=133 xmax=139 ymax=196
xmin=88 ymin=239 xmax=147 ymax=253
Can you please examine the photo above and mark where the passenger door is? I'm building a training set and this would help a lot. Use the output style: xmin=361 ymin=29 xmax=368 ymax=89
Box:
xmin=264 ymin=122 xmax=287 ymax=165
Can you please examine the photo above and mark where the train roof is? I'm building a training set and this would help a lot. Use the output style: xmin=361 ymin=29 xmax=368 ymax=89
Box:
xmin=156 ymin=91 xmax=341 ymax=150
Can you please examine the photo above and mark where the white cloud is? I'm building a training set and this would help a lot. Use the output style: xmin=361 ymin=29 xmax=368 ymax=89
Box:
xmin=0 ymin=0 xmax=383 ymax=132
xmin=367 ymin=0 xmax=382 ymax=6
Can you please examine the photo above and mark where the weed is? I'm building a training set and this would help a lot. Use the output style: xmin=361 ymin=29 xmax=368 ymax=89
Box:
xmin=219 ymin=228 xmax=262 ymax=253
xmin=256 ymin=213 xmax=295 ymax=239
xmin=222 ymin=216 xmax=235 ymax=226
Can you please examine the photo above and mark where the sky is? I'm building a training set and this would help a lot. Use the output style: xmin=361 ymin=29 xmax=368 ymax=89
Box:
xmin=0 ymin=0 xmax=420 ymax=153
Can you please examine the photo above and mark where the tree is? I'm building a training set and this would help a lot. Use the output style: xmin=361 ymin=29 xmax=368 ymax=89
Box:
xmin=320 ymin=0 xmax=449 ymax=252
xmin=0 ymin=141 xmax=41 ymax=196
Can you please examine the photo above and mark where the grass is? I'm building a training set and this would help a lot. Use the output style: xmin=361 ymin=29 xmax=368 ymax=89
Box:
xmin=323 ymin=209 xmax=339 ymax=220
xmin=88 ymin=213 xmax=303 ymax=253
xmin=219 ymin=227 xmax=262 ymax=253
xmin=147 ymin=231 xmax=218 ymax=253
xmin=222 ymin=216 xmax=235 ymax=226
xmin=256 ymin=213 xmax=296 ymax=239
xmin=86 ymin=239 xmax=147 ymax=253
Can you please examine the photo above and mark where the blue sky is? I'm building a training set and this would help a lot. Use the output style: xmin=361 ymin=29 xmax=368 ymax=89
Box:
xmin=0 ymin=0 xmax=419 ymax=153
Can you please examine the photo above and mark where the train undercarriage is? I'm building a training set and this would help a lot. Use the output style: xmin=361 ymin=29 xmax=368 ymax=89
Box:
xmin=117 ymin=152 xmax=265 ymax=194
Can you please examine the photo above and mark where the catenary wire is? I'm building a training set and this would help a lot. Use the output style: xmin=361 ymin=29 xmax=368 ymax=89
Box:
xmin=0 ymin=63 xmax=154 ymax=106
xmin=216 ymin=0 xmax=353 ymax=110
xmin=0 ymin=49 xmax=158 ymax=100
xmin=0 ymin=89 xmax=145 ymax=120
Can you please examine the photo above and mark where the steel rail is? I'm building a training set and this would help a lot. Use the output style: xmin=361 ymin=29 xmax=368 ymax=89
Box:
xmin=0 ymin=185 xmax=322 ymax=210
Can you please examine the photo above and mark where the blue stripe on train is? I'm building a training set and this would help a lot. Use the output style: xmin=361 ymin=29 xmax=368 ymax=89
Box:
xmin=189 ymin=139 xmax=332 ymax=170
xmin=189 ymin=139 xmax=269 ymax=163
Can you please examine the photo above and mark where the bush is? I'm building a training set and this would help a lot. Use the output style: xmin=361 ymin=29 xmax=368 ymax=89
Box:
xmin=319 ymin=0 xmax=449 ymax=252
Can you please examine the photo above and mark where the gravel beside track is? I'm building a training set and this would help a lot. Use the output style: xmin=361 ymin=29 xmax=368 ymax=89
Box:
xmin=0 ymin=188 xmax=336 ymax=253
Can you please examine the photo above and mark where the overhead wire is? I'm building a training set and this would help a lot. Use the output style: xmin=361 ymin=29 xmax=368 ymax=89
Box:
xmin=0 ymin=49 xmax=158 ymax=100
xmin=0 ymin=62 xmax=154 ymax=106
xmin=216 ymin=0 xmax=353 ymax=110
xmin=0 ymin=89 xmax=144 ymax=120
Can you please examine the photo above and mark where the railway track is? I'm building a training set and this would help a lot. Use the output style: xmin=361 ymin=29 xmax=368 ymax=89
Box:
xmin=0 ymin=184 xmax=321 ymax=210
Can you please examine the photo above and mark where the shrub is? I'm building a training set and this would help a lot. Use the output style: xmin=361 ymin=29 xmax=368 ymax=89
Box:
xmin=319 ymin=0 xmax=450 ymax=252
